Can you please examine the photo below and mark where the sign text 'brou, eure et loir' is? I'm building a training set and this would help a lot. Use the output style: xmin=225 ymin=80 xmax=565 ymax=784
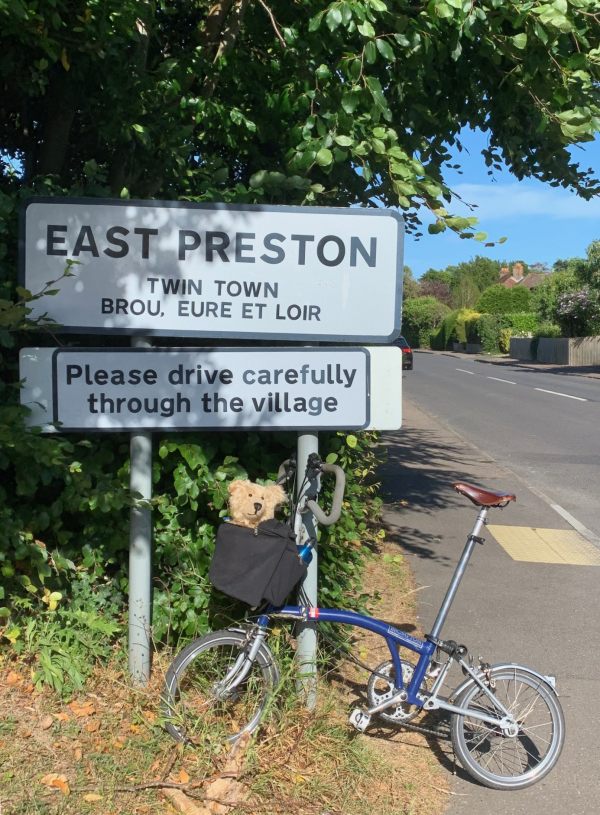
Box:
xmin=21 ymin=199 xmax=403 ymax=341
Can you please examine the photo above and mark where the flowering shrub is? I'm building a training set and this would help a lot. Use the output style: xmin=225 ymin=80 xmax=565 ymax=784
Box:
xmin=555 ymin=288 xmax=600 ymax=336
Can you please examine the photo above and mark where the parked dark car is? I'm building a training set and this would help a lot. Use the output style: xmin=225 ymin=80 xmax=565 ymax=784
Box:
xmin=393 ymin=335 xmax=413 ymax=370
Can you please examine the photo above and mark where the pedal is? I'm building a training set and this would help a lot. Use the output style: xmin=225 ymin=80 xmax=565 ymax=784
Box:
xmin=349 ymin=708 xmax=371 ymax=732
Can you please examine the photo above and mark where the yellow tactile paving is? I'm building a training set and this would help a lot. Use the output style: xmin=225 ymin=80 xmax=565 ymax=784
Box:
xmin=487 ymin=525 xmax=600 ymax=565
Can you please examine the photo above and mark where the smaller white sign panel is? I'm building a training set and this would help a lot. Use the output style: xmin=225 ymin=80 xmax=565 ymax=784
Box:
xmin=23 ymin=348 xmax=370 ymax=431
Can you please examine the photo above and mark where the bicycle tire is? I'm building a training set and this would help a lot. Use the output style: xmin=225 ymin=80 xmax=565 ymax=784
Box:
xmin=450 ymin=666 xmax=565 ymax=790
xmin=163 ymin=629 xmax=279 ymax=745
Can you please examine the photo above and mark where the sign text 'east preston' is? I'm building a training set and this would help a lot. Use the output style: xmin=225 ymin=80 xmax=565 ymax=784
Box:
xmin=21 ymin=199 xmax=403 ymax=342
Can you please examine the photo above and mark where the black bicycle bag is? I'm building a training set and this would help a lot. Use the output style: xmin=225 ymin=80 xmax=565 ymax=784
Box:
xmin=209 ymin=519 xmax=307 ymax=607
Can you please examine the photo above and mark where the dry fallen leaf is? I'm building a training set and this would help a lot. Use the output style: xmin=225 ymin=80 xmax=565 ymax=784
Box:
xmin=6 ymin=671 xmax=20 ymax=686
xmin=73 ymin=747 xmax=83 ymax=761
xmin=83 ymin=793 xmax=103 ymax=802
xmin=40 ymin=715 xmax=54 ymax=730
xmin=40 ymin=773 xmax=71 ymax=795
xmin=85 ymin=720 xmax=100 ymax=733
xmin=55 ymin=711 xmax=70 ymax=723
xmin=69 ymin=700 xmax=96 ymax=717
xmin=162 ymin=788 xmax=207 ymax=815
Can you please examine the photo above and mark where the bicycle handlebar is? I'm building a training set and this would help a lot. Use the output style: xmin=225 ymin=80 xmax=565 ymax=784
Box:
xmin=304 ymin=461 xmax=345 ymax=526
xmin=276 ymin=455 xmax=346 ymax=527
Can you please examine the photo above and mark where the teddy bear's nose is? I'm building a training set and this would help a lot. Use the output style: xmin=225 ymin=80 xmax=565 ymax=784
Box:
xmin=254 ymin=502 xmax=263 ymax=513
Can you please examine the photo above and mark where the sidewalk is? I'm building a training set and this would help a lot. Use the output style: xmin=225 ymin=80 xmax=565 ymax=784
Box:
xmin=420 ymin=348 xmax=600 ymax=380
xmin=377 ymin=398 xmax=600 ymax=815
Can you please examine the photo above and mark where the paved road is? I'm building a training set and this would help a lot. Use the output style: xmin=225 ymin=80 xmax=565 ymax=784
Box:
xmin=378 ymin=395 xmax=600 ymax=815
xmin=404 ymin=351 xmax=600 ymax=540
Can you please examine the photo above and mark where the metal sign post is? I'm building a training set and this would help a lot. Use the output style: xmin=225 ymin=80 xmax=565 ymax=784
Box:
xmin=128 ymin=336 xmax=153 ymax=685
xmin=295 ymin=432 xmax=319 ymax=708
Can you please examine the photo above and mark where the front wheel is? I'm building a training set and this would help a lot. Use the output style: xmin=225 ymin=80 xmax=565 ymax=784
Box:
xmin=450 ymin=666 xmax=565 ymax=790
xmin=163 ymin=629 xmax=279 ymax=746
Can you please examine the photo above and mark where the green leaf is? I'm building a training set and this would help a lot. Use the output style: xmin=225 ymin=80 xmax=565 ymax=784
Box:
xmin=316 ymin=148 xmax=333 ymax=167
xmin=511 ymin=33 xmax=527 ymax=49
xmin=334 ymin=135 xmax=353 ymax=147
xmin=357 ymin=21 xmax=376 ymax=38
xmin=326 ymin=6 xmax=343 ymax=31
xmin=434 ymin=1 xmax=454 ymax=19
xmin=341 ymin=92 xmax=360 ymax=114
xmin=376 ymin=39 xmax=395 ymax=61
xmin=365 ymin=40 xmax=377 ymax=64
xmin=346 ymin=435 xmax=358 ymax=448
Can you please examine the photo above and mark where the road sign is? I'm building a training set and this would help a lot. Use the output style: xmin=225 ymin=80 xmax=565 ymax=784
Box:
xmin=20 ymin=346 xmax=402 ymax=432
xmin=20 ymin=198 xmax=403 ymax=341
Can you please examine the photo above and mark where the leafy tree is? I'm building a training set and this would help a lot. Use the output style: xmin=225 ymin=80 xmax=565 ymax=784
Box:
xmin=448 ymin=257 xmax=503 ymax=305
xmin=1 ymin=0 xmax=599 ymax=231
xmin=418 ymin=277 xmax=453 ymax=307
xmin=420 ymin=269 xmax=453 ymax=287
xmin=403 ymin=264 xmax=419 ymax=300
xmin=573 ymin=239 xmax=600 ymax=289
xmin=402 ymin=296 xmax=450 ymax=347
xmin=555 ymin=288 xmax=600 ymax=336
xmin=531 ymin=269 xmax=579 ymax=324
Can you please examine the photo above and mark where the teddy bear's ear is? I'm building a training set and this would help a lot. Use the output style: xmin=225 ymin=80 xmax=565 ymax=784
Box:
xmin=228 ymin=479 xmax=250 ymax=496
xmin=266 ymin=484 xmax=286 ymax=506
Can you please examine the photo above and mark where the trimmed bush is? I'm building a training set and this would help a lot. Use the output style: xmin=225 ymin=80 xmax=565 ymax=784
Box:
xmin=402 ymin=297 xmax=451 ymax=348
xmin=476 ymin=284 xmax=531 ymax=315
xmin=430 ymin=308 xmax=481 ymax=350
xmin=504 ymin=312 xmax=539 ymax=336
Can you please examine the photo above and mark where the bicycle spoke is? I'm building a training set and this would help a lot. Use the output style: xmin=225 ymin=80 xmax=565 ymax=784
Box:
xmin=452 ymin=669 xmax=564 ymax=789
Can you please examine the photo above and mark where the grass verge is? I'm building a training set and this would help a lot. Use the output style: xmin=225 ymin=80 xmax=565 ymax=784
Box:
xmin=1 ymin=544 xmax=450 ymax=815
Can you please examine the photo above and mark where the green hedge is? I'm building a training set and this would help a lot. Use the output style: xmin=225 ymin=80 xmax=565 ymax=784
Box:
xmin=469 ymin=312 xmax=540 ymax=354
xmin=476 ymin=285 xmax=532 ymax=314
xmin=430 ymin=308 xmax=481 ymax=349
xmin=401 ymin=296 xmax=450 ymax=348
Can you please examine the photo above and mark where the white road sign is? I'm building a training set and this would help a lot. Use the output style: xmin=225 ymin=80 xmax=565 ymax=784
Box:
xmin=20 ymin=199 xmax=403 ymax=341
xmin=21 ymin=347 xmax=370 ymax=431
xmin=20 ymin=346 xmax=402 ymax=432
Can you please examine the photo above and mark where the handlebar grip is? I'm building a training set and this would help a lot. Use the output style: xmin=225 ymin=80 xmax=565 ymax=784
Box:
xmin=305 ymin=462 xmax=345 ymax=526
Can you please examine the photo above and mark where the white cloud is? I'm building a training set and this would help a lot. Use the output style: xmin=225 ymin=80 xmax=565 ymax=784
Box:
xmin=448 ymin=182 xmax=600 ymax=221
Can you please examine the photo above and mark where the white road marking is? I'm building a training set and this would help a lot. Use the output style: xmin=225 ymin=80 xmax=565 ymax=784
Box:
xmin=487 ymin=376 xmax=517 ymax=385
xmin=534 ymin=388 xmax=587 ymax=402
xmin=456 ymin=368 xmax=475 ymax=375
xmin=551 ymin=503 xmax=600 ymax=548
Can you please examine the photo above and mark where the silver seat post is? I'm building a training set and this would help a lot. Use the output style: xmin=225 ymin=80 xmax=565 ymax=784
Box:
xmin=429 ymin=506 xmax=488 ymax=640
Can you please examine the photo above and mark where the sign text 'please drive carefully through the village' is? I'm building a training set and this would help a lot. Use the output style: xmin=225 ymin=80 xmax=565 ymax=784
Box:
xmin=20 ymin=347 xmax=371 ymax=431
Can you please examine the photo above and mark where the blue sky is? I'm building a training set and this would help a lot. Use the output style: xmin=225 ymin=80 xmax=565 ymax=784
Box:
xmin=406 ymin=128 xmax=600 ymax=278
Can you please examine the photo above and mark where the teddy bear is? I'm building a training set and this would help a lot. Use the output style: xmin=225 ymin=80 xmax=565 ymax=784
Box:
xmin=227 ymin=479 xmax=287 ymax=529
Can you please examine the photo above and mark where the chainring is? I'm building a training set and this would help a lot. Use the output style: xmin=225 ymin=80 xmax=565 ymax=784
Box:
xmin=367 ymin=660 xmax=426 ymax=724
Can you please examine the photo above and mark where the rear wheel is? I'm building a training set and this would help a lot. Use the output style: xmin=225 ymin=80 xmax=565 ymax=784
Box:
xmin=451 ymin=667 xmax=565 ymax=789
xmin=163 ymin=630 xmax=279 ymax=745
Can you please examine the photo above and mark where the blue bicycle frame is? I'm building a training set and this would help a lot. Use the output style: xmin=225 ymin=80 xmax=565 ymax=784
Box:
xmin=258 ymin=605 xmax=436 ymax=707
xmin=257 ymin=505 xmax=492 ymax=708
